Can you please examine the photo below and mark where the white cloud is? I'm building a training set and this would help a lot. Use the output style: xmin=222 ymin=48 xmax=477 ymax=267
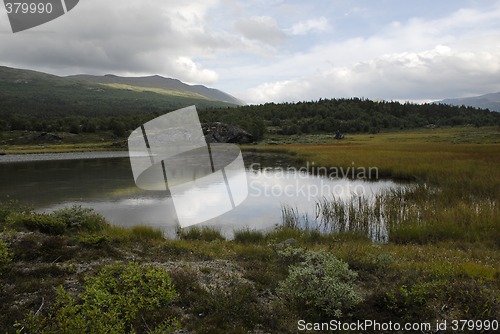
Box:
xmin=174 ymin=57 xmax=219 ymax=83
xmin=244 ymin=44 xmax=500 ymax=103
xmin=289 ymin=17 xmax=329 ymax=35
xmin=0 ymin=0 xmax=226 ymax=84
xmin=1 ymin=0 xmax=500 ymax=103
xmin=233 ymin=16 xmax=286 ymax=44
xmin=240 ymin=2 xmax=500 ymax=103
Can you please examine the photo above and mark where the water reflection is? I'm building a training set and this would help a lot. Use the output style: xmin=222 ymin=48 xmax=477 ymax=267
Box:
xmin=0 ymin=154 xmax=401 ymax=239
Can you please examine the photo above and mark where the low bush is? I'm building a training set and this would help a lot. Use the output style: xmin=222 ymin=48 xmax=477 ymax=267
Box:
xmin=277 ymin=248 xmax=362 ymax=320
xmin=19 ymin=262 xmax=179 ymax=333
xmin=75 ymin=234 xmax=110 ymax=247
xmin=8 ymin=213 xmax=66 ymax=235
xmin=0 ymin=239 xmax=13 ymax=273
xmin=52 ymin=205 xmax=107 ymax=232
xmin=384 ymin=281 xmax=444 ymax=321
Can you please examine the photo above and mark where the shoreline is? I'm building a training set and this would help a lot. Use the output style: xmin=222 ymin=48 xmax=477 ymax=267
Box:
xmin=0 ymin=151 xmax=129 ymax=163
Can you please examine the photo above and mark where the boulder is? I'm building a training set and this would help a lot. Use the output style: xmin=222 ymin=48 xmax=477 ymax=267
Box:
xmin=202 ymin=122 xmax=254 ymax=144
xmin=37 ymin=132 xmax=62 ymax=142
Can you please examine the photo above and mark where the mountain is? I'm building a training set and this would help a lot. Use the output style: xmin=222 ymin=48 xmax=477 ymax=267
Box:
xmin=436 ymin=92 xmax=500 ymax=112
xmin=67 ymin=74 xmax=245 ymax=106
xmin=0 ymin=66 xmax=242 ymax=118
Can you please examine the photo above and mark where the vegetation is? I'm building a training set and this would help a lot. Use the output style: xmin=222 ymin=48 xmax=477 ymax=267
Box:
xmin=18 ymin=263 xmax=179 ymax=333
xmin=0 ymin=239 xmax=13 ymax=273
xmin=2 ymin=93 xmax=499 ymax=151
xmin=0 ymin=128 xmax=498 ymax=332
xmin=276 ymin=247 xmax=362 ymax=320
xmin=177 ymin=226 xmax=226 ymax=242
xmin=0 ymin=66 xmax=236 ymax=122
xmin=0 ymin=206 xmax=498 ymax=332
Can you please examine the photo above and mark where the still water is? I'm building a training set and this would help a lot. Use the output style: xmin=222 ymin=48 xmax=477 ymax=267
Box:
xmin=0 ymin=152 xmax=400 ymax=238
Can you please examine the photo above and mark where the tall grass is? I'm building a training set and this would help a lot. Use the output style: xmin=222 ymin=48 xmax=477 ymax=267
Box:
xmin=270 ymin=128 xmax=499 ymax=245
xmin=280 ymin=182 xmax=499 ymax=244
xmin=177 ymin=226 xmax=225 ymax=242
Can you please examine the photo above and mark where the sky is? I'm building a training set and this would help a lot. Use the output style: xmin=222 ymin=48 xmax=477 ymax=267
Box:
xmin=1 ymin=0 xmax=500 ymax=104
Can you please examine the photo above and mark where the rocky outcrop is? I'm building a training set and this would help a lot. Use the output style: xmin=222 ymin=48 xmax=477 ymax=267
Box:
xmin=202 ymin=122 xmax=254 ymax=144
xmin=37 ymin=132 xmax=62 ymax=142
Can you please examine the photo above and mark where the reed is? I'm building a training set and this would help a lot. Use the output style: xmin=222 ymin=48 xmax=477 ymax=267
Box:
xmin=269 ymin=127 xmax=499 ymax=245
xmin=280 ymin=180 xmax=499 ymax=245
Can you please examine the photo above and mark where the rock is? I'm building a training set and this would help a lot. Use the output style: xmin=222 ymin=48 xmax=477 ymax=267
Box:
xmin=202 ymin=122 xmax=254 ymax=144
xmin=37 ymin=132 xmax=62 ymax=142
xmin=110 ymin=141 xmax=127 ymax=148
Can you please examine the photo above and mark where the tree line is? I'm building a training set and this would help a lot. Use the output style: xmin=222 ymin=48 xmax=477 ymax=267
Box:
xmin=1 ymin=98 xmax=498 ymax=139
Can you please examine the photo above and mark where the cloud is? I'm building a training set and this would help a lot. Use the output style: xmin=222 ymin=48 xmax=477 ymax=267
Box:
xmin=233 ymin=16 xmax=286 ymax=44
xmin=0 ymin=0 xmax=226 ymax=84
xmin=289 ymin=17 xmax=329 ymax=35
xmin=1 ymin=0 xmax=500 ymax=103
xmin=240 ymin=2 xmax=500 ymax=103
xmin=244 ymin=44 xmax=500 ymax=103
xmin=175 ymin=57 xmax=219 ymax=83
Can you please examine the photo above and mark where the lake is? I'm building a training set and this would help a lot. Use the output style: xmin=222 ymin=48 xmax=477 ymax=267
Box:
xmin=0 ymin=152 xmax=401 ymax=239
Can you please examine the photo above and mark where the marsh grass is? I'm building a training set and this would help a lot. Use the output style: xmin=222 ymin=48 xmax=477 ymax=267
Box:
xmin=177 ymin=226 xmax=225 ymax=242
xmin=233 ymin=228 xmax=265 ymax=243
xmin=270 ymin=128 xmax=499 ymax=245
xmin=280 ymin=182 xmax=499 ymax=245
xmin=129 ymin=225 xmax=164 ymax=241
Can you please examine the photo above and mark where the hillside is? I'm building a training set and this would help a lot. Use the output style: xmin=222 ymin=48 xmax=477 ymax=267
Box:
xmin=0 ymin=66 xmax=240 ymax=118
xmin=437 ymin=92 xmax=500 ymax=112
xmin=68 ymin=74 xmax=244 ymax=106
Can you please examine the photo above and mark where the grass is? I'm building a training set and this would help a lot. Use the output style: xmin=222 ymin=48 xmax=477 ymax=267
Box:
xmin=177 ymin=226 xmax=226 ymax=242
xmin=0 ymin=130 xmax=123 ymax=154
xmin=254 ymin=127 xmax=500 ymax=248
xmin=233 ymin=228 xmax=265 ymax=243
xmin=0 ymin=126 xmax=499 ymax=332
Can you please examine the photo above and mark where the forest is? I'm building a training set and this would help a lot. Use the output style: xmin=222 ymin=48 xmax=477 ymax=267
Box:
xmin=1 ymin=98 xmax=499 ymax=141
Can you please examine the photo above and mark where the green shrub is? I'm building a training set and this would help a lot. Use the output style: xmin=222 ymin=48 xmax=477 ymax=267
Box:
xmin=384 ymin=281 xmax=445 ymax=321
xmin=0 ymin=239 xmax=13 ymax=273
xmin=169 ymin=268 xmax=272 ymax=333
xmin=75 ymin=234 xmax=110 ymax=247
xmin=19 ymin=262 xmax=179 ymax=333
xmin=0 ymin=207 xmax=11 ymax=225
xmin=52 ymin=205 xmax=107 ymax=232
xmin=0 ymin=201 xmax=31 ymax=227
xmin=277 ymin=248 xmax=362 ymax=320
xmin=9 ymin=213 xmax=66 ymax=235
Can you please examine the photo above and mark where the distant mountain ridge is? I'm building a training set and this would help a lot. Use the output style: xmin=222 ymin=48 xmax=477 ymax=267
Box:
xmin=0 ymin=66 xmax=242 ymax=118
xmin=67 ymin=74 xmax=245 ymax=106
xmin=436 ymin=92 xmax=500 ymax=112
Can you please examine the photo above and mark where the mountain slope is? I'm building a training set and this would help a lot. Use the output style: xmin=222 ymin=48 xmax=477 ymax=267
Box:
xmin=67 ymin=74 xmax=245 ymax=105
xmin=437 ymin=92 xmax=500 ymax=112
xmin=0 ymin=66 xmax=240 ymax=118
